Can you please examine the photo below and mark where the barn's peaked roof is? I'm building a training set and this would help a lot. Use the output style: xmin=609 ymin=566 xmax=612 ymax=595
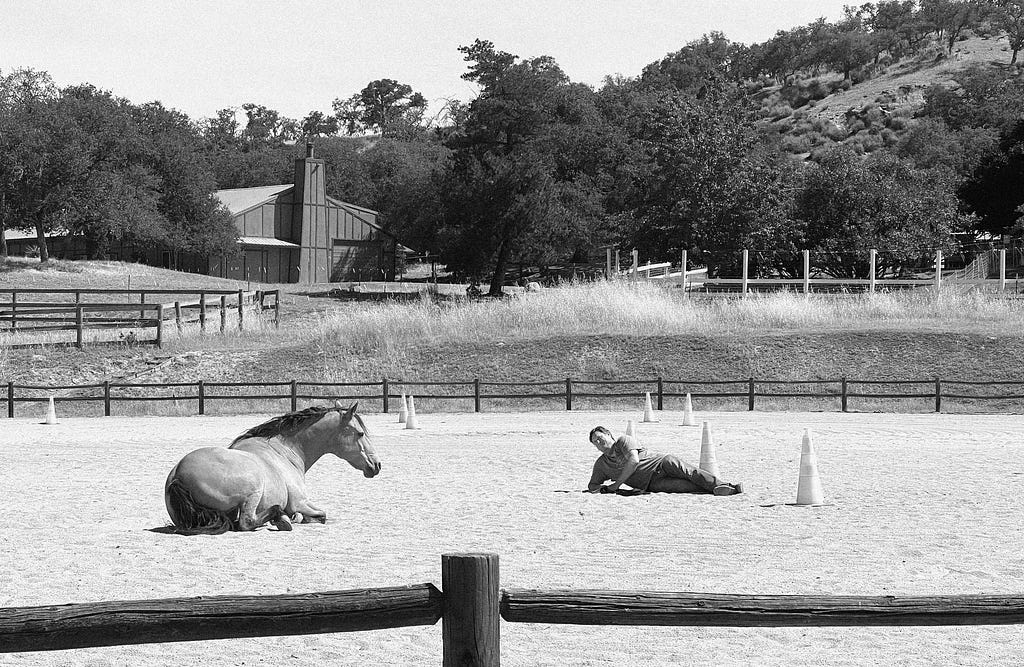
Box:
xmin=214 ymin=184 xmax=293 ymax=215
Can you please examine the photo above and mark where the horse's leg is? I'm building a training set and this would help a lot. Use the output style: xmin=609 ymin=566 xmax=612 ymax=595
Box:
xmin=290 ymin=499 xmax=327 ymax=524
xmin=234 ymin=494 xmax=267 ymax=531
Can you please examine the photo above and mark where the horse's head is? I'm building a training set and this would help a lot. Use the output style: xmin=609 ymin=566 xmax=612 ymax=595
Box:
xmin=332 ymin=401 xmax=381 ymax=478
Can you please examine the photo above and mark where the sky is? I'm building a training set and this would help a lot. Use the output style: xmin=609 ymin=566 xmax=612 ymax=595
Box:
xmin=1 ymin=1 xmax=854 ymax=123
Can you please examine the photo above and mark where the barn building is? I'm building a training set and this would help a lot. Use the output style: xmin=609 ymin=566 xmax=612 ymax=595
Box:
xmin=3 ymin=144 xmax=401 ymax=284
xmin=209 ymin=144 xmax=400 ymax=283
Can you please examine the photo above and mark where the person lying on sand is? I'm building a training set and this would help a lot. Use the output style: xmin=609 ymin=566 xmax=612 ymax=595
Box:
xmin=586 ymin=426 xmax=743 ymax=496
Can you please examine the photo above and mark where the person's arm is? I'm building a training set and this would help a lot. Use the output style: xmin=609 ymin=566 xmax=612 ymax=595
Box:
xmin=587 ymin=460 xmax=608 ymax=492
xmin=606 ymin=449 xmax=640 ymax=492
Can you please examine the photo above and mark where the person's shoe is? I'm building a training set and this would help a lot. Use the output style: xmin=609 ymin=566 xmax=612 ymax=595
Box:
xmin=713 ymin=483 xmax=743 ymax=496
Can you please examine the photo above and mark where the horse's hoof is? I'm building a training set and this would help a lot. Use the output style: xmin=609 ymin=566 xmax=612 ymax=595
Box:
xmin=273 ymin=515 xmax=293 ymax=531
xmin=291 ymin=512 xmax=304 ymax=524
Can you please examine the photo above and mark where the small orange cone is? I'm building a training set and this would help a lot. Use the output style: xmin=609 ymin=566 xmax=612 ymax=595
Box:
xmin=405 ymin=394 xmax=418 ymax=430
xmin=398 ymin=392 xmax=408 ymax=424
xmin=795 ymin=429 xmax=824 ymax=506
xmin=699 ymin=421 xmax=719 ymax=477
xmin=642 ymin=392 xmax=657 ymax=423
xmin=43 ymin=396 xmax=58 ymax=425
xmin=682 ymin=393 xmax=696 ymax=426
xmin=625 ymin=419 xmax=636 ymax=437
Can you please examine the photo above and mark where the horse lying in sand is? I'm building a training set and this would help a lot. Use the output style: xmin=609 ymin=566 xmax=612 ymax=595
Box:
xmin=164 ymin=402 xmax=381 ymax=535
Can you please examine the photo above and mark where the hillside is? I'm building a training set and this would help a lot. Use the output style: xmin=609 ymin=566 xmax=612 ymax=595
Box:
xmin=759 ymin=34 xmax=1021 ymax=156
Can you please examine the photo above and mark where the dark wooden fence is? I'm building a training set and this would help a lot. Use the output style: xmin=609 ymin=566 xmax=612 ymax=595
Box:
xmin=3 ymin=553 xmax=1022 ymax=665
xmin=5 ymin=375 xmax=1024 ymax=418
xmin=0 ymin=288 xmax=280 ymax=348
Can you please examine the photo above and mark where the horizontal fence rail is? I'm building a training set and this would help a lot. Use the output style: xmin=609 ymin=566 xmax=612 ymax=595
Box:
xmin=0 ymin=584 xmax=443 ymax=653
xmin=500 ymin=590 xmax=1024 ymax=627
xmin=4 ymin=376 xmax=1024 ymax=418
xmin=3 ymin=554 xmax=1023 ymax=664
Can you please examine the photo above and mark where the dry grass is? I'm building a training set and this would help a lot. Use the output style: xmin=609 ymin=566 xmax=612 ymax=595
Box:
xmin=317 ymin=281 xmax=1024 ymax=356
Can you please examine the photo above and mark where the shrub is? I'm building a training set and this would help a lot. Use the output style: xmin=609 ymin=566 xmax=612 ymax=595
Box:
xmin=781 ymin=134 xmax=813 ymax=153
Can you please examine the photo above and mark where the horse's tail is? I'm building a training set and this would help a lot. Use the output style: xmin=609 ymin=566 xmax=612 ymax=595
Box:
xmin=165 ymin=478 xmax=234 ymax=535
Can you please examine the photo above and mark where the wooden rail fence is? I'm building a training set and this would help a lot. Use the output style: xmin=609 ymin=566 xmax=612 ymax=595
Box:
xmin=0 ymin=288 xmax=280 ymax=348
xmin=4 ymin=376 xmax=1024 ymax=418
xmin=2 ymin=553 xmax=1022 ymax=664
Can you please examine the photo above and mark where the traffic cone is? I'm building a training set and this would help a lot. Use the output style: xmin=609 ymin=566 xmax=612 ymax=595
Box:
xmin=795 ymin=429 xmax=824 ymax=506
xmin=699 ymin=421 xmax=719 ymax=477
xmin=43 ymin=396 xmax=58 ymax=425
xmin=405 ymin=394 xmax=418 ymax=430
xmin=642 ymin=392 xmax=657 ymax=423
xmin=625 ymin=419 xmax=636 ymax=437
xmin=398 ymin=392 xmax=408 ymax=424
xmin=682 ymin=393 xmax=696 ymax=426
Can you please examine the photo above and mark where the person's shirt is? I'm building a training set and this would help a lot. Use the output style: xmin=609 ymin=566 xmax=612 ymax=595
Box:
xmin=588 ymin=435 xmax=666 ymax=491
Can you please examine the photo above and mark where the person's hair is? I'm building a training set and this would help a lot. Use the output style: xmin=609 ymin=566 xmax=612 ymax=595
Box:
xmin=589 ymin=425 xmax=611 ymax=442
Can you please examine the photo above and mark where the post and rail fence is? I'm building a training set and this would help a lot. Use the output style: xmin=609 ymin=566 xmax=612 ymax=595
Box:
xmin=2 ymin=553 xmax=1023 ymax=664
xmin=610 ymin=247 xmax=1020 ymax=295
xmin=4 ymin=375 xmax=1024 ymax=419
xmin=0 ymin=288 xmax=281 ymax=348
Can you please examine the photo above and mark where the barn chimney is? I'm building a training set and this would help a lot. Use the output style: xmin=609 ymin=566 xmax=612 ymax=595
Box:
xmin=306 ymin=141 xmax=315 ymax=158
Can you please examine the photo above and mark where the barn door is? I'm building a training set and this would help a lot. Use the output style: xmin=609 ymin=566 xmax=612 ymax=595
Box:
xmin=331 ymin=240 xmax=383 ymax=282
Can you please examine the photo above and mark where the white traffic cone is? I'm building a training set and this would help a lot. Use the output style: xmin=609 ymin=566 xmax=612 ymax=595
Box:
xmin=405 ymin=394 xmax=418 ymax=430
xmin=398 ymin=392 xmax=408 ymax=424
xmin=642 ymin=392 xmax=657 ymax=423
xmin=43 ymin=396 xmax=58 ymax=425
xmin=682 ymin=393 xmax=696 ymax=426
xmin=795 ymin=429 xmax=824 ymax=506
xmin=625 ymin=419 xmax=636 ymax=437
xmin=699 ymin=421 xmax=719 ymax=477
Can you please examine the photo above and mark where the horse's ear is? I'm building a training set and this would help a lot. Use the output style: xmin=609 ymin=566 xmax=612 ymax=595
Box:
xmin=341 ymin=402 xmax=357 ymax=425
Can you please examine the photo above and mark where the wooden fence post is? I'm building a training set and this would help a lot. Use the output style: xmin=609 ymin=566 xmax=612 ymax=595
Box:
xmin=104 ymin=381 xmax=111 ymax=417
xmin=155 ymin=305 xmax=164 ymax=348
xmin=657 ymin=377 xmax=663 ymax=411
xmin=869 ymin=249 xmax=877 ymax=294
xmin=382 ymin=378 xmax=390 ymax=413
xmin=199 ymin=292 xmax=207 ymax=332
xmin=174 ymin=301 xmax=182 ymax=334
xmin=605 ymin=247 xmax=612 ymax=279
xmin=441 ymin=553 xmax=500 ymax=667
xmin=197 ymin=381 xmax=205 ymax=416
xmin=274 ymin=291 xmax=281 ymax=328
xmin=934 ymin=249 xmax=943 ymax=293
xmin=290 ymin=380 xmax=298 ymax=412
xmin=741 ymin=249 xmax=749 ymax=298
xmin=220 ymin=295 xmax=227 ymax=333
xmin=76 ymin=306 xmax=84 ymax=349
xmin=680 ymin=249 xmax=688 ymax=297
xmin=1000 ymin=248 xmax=1007 ymax=293
xmin=474 ymin=379 xmax=481 ymax=413
xmin=7 ymin=382 xmax=13 ymax=418
xmin=565 ymin=377 xmax=572 ymax=411
xmin=748 ymin=378 xmax=755 ymax=411
xmin=803 ymin=249 xmax=810 ymax=298
xmin=10 ymin=291 xmax=16 ymax=332
xmin=841 ymin=377 xmax=848 ymax=413
xmin=237 ymin=289 xmax=244 ymax=331
xmin=935 ymin=378 xmax=942 ymax=413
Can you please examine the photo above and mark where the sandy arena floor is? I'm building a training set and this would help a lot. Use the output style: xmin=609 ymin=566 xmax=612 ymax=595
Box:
xmin=1 ymin=408 xmax=1023 ymax=666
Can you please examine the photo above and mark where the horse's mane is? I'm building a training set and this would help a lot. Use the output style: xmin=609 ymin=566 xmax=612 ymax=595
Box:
xmin=231 ymin=406 xmax=337 ymax=444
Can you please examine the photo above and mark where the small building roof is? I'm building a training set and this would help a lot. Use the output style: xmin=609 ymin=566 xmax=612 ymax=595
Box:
xmin=238 ymin=236 xmax=300 ymax=248
xmin=214 ymin=184 xmax=293 ymax=215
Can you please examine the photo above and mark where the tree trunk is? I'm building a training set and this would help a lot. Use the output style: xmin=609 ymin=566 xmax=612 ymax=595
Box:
xmin=0 ymin=226 xmax=7 ymax=260
xmin=1012 ymin=48 xmax=1019 ymax=65
xmin=488 ymin=235 xmax=512 ymax=296
xmin=34 ymin=219 xmax=49 ymax=263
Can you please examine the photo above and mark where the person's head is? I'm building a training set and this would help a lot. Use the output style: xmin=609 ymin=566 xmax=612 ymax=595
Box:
xmin=589 ymin=425 xmax=614 ymax=452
